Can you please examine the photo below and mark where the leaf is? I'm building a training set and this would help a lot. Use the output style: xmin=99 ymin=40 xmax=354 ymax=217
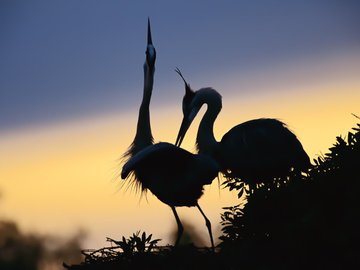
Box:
xmin=151 ymin=239 xmax=160 ymax=244
xmin=136 ymin=237 xmax=145 ymax=252
xmin=141 ymin=231 xmax=146 ymax=242
xmin=147 ymin=242 xmax=155 ymax=252
xmin=237 ymin=188 xmax=244 ymax=199
xmin=145 ymin=234 xmax=153 ymax=243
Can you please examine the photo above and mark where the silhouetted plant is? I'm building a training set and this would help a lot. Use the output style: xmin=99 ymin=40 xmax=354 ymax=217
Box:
xmin=0 ymin=221 xmax=44 ymax=270
xmin=222 ymin=177 xmax=250 ymax=199
xmin=219 ymin=122 xmax=360 ymax=269
xmin=0 ymin=220 xmax=84 ymax=270
xmin=64 ymin=232 xmax=224 ymax=270
xmin=107 ymin=231 xmax=160 ymax=255
xmin=73 ymin=231 xmax=160 ymax=266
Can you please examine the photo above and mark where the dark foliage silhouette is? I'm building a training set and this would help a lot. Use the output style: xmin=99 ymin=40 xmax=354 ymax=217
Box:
xmin=0 ymin=220 xmax=43 ymax=270
xmin=64 ymin=231 xmax=160 ymax=268
xmin=220 ymin=122 xmax=360 ymax=269
xmin=0 ymin=219 xmax=84 ymax=270
xmin=64 ymin=231 xmax=222 ymax=270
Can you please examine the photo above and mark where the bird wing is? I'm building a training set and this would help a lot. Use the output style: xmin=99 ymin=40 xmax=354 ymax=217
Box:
xmin=220 ymin=118 xmax=309 ymax=177
xmin=121 ymin=141 xmax=220 ymax=206
xmin=121 ymin=142 xmax=192 ymax=179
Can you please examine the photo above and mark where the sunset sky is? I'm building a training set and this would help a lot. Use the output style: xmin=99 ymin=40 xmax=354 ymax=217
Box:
xmin=1 ymin=1 xmax=359 ymax=248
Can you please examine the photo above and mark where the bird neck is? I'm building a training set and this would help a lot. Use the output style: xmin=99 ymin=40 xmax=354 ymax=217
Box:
xmin=196 ymin=90 xmax=222 ymax=156
xmin=133 ymin=65 xmax=154 ymax=153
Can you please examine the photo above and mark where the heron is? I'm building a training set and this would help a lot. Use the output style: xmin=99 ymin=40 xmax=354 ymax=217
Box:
xmin=122 ymin=20 xmax=219 ymax=249
xmin=174 ymin=69 xmax=310 ymax=187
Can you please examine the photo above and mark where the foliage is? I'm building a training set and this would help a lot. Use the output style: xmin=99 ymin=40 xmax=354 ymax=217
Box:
xmin=107 ymin=231 xmax=160 ymax=255
xmin=80 ymin=231 xmax=160 ymax=263
xmin=219 ymin=122 xmax=360 ymax=269
xmin=0 ymin=220 xmax=84 ymax=270
xmin=64 ymin=231 xmax=221 ymax=270
xmin=0 ymin=221 xmax=44 ymax=270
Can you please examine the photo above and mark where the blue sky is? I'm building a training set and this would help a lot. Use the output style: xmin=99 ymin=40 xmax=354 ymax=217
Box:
xmin=1 ymin=1 xmax=359 ymax=131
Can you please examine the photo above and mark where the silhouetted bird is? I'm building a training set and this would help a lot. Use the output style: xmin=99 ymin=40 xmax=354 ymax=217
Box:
xmin=122 ymin=20 xmax=219 ymax=250
xmin=175 ymin=69 xmax=310 ymax=186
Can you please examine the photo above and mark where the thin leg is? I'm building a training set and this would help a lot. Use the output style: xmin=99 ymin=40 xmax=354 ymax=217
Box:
xmin=196 ymin=203 xmax=215 ymax=251
xmin=170 ymin=206 xmax=183 ymax=246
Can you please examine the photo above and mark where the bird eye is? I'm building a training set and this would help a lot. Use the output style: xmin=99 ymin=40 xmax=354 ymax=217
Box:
xmin=147 ymin=46 xmax=155 ymax=59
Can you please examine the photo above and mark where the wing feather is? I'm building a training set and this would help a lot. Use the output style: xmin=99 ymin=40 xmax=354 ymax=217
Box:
xmin=121 ymin=142 xmax=192 ymax=179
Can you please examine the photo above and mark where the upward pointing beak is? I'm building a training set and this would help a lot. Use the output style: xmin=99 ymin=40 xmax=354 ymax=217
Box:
xmin=147 ymin=17 xmax=153 ymax=45
xmin=146 ymin=18 xmax=156 ymax=69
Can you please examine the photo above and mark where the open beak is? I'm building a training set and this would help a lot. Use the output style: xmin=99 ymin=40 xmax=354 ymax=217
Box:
xmin=146 ymin=18 xmax=156 ymax=68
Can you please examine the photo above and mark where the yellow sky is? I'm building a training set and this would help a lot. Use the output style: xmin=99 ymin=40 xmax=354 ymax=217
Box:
xmin=0 ymin=112 xmax=240 ymax=247
xmin=1 ymin=55 xmax=359 ymax=249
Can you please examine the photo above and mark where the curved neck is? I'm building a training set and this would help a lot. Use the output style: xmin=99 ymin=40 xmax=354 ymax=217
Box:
xmin=133 ymin=64 xmax=154 ymax=153
xmin=196 ymin=91 xmax=222 ymax=156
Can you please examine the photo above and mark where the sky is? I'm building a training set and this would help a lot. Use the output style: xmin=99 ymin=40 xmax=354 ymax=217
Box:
xmin=1 ymin=1 xmax=360 ymax=249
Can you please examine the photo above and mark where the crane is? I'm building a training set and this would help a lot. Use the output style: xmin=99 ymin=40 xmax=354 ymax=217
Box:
xmin=174 ymin=68 xmax=310 ymax=186
xmin=122 ymin=20 xmax=219 ymax=250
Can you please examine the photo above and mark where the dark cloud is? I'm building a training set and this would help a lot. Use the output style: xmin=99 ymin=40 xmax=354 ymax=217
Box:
xmin=1 ymin=1 xmax=359 ymax=131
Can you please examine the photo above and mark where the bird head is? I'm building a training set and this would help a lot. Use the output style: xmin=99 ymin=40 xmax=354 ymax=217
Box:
xmin=145 ymin=18 xmax=156 ymax=72
xmin=175 ymin=68 xmax=200 ymax=147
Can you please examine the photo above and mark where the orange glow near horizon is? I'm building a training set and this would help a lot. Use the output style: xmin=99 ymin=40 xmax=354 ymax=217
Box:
xmin=1 ymin=56 xmax=359 ymax=249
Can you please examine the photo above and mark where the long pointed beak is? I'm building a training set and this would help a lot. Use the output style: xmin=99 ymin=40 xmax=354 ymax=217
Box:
xmin=147 ymin=17 xmax=153 ymax=45
xmin=175 ymin=116 xmax=190 ymax=147
xmin=175 ymin=107 xmax=199 ymax=147
xmin=146 ymin=18 xmax=156 ymax=69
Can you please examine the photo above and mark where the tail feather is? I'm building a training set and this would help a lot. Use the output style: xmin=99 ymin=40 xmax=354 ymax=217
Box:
xmin=121 ymin=163 xmax=131 ymax=179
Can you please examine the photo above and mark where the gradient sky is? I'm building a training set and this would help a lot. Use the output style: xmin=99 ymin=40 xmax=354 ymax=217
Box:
xmin=1 ymin=1 xmax=360 ymax=248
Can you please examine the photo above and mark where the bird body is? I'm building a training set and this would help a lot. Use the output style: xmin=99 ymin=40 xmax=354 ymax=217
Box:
xmin=218 ymin=118 xmax=310 ymax=182
xmin=175 ymin=72 xmax=310 ymax=184
xmin=122 ymin=142 xmax=219 ymax=207
xmin=121 ymin=20 xmax=218 ymax=249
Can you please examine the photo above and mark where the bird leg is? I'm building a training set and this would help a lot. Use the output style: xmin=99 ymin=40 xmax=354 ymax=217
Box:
xmin=170 ymin=206 xmax=183 ymax=247
xmin=196 ymin=203 xmax=215 ymax=251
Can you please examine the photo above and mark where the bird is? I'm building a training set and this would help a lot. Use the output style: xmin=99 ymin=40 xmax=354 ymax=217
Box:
xmin=174 ymin=68 xmax=311 ymax=187
xmin=121 ymin=19 xmax=219 ymax=249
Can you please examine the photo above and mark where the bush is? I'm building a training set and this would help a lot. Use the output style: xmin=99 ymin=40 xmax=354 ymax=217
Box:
xmin=219 ymin=123 xmax=360 ymax=269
